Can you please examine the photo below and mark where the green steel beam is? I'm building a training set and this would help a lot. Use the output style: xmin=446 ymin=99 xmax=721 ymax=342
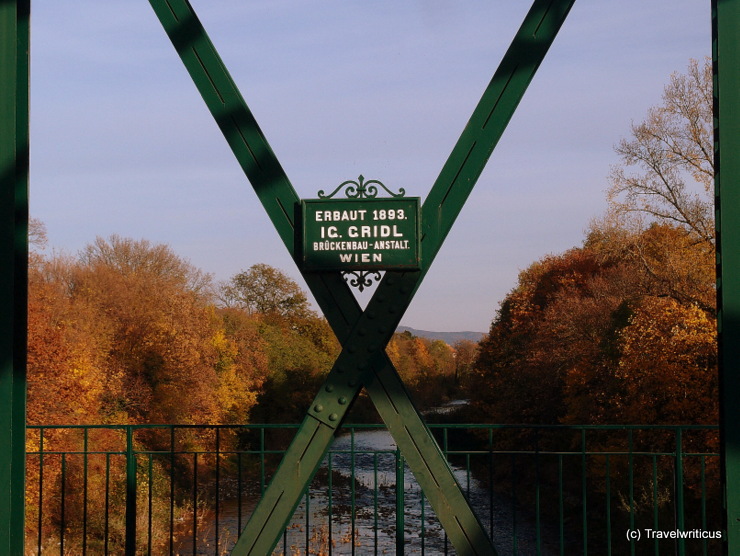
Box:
xmin=714 ymin=0 xmax=740 ymax=553
xmin=149 ymin=1 xmax=574 ymax=553
xmin=0 ymin=0 xmax=29 ymax=554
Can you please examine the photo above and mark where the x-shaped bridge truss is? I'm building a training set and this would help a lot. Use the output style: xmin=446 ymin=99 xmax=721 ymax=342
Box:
xmin=149 ymin=1 xmax=575 ymax=553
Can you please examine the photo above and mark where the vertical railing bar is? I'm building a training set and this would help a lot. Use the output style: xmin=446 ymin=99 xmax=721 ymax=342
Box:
xmin=125 ymin=426 xmax=137 ymax=556
xmin=559 ymin=453 xmax=564 ymax=556
xmin=37 ymin=428 xmax=44 ymax=555
xmin=512 ymin=453 xmax=518 ymax=556
xmin=169 ymin=427 xmax=175 ymax=556
xmin=489 ymin=428 xmax=494 ymax=536
xmin=192 ymin=452 xmax=198 ymax=556
xmin=83 ymin=428 xmax=89 ymax=556
xmin=606 ymin=455 xmax=612 ymax=556
xmin=351 ymin=429 xmax=356 ymax=556
xmin=237 ymin=451 xmax=243 ymax=535
xmin=582 ymin=428 xmax=588 ymax=556
xmin=305 ymin=487 xmax=310 ymax=554
xmin=328 ymin=452 xmax=333 ymax=556
xmin=148 ymin=453 xmax=154 ymax=556
xmin=215 ymin=428 xmax=220 ymax=554
xmin=283 ymin=431 xmax=289 ymax=555
xmin=443 ymin=426 xmax=449 ymax=555
xmin=105 ymin=452 xmax=110 ymax=556
xmin=421 ymin=490 xmax=426 ymax=556
xmin=628 ymin=429 xmax=635 ymax=556
xmin=652 ymin=454 xmax=659 ymax=556
xmin=675 ymin=427 xmax=685 ymax=556
xmin=373 ymin=452 xmax=378 ymax=556
xmin=701 ymin=455 xmax=708 ymax=556
xmin=466 ymin=453 xmax=472 ymax=494
xmin=395 ymin=448 xmax=405 ymax=555
xmin=444 ymin=517 xmax=449 ymax=551
xmin=535 ymin=430 xmax=541 ymax=556
xmin=260 ymin=427 xmax=265 ymax=495
xmin=60 ymin=453 xmax=66 ymax=556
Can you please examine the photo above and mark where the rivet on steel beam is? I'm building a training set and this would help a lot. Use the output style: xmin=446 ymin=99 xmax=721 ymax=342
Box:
xmin=325 ymin=385 xmax=334 ymax=393
xmin=347 ymin=346 xmax=356 ymax=354
xmin=366 ymin=311 xmax=376 ymax=320
xmin=338 ymin=397 xmax=347 ymax=405
xmin=377 ymin=327 xmax=387 ymax=335
xmin=348 ymin=379 xmax=358 ymax=387
xmin=386 ymin=277 xmax=395 ymax=286
xmin=314 ymin=404 xmax=324 ymax=413
xmin=329 ymin=413 xmax=338 ymax=422
xmin=376 ymin=295 xmax=386 ymax=303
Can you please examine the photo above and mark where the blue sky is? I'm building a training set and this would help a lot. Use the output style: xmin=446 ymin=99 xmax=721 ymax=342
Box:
xmin=29 ymin=1 xmax=711 ymax=332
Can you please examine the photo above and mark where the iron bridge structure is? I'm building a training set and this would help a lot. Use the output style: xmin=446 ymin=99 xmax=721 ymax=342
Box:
xmin=2 ymin=1 xmax=740 ymax=554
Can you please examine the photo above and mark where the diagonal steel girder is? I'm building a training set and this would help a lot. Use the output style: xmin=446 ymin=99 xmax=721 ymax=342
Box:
xmin=149 ymin=1 xmax=575 ymax=553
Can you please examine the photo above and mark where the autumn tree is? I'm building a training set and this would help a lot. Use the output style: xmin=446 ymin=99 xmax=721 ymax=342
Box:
xmin=468 ymin=247 xmax=621 ymax=424
xmin=607 ymin=57 xmax=713 ymax=244
xmin=586 ymin=219 xmax=715 ymax=313
xmin=453 ymin=339 xmax=479 ymax=385
xmin=27 ymin=267 xmax=108 ymax=425
xmin=470 ymin=59 xmax=717 ymax=427
xmin=469 ymin=225 xmax=716 ymax=426
xmin=219 ymin=264 xmax=340 ymax=423
xmin=71 ymin=237 xmax=218 ymax=423
xmin=612 ymin=297 xmax=717 ymax=425
xmin=220 ymin=263 xmax=311 ymax=320
xmin=80 ymin=234 xmax=214 ymax=294
xmin=384 ymin=331 xmax=461 ymax=409
xmin=27 ymin=234 xmax=270 ymax=427
xmin=27 ymin=223 xmax=110 ymax=425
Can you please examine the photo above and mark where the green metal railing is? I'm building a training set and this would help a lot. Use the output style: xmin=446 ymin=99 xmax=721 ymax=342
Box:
xmin=25 ymin=424 xmax=720 ymax=555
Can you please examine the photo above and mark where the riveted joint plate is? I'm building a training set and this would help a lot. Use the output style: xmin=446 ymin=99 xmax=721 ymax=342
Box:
xmin=307 ymin=356 xmax=369 ymax=428
xmin=306 ymin=271 xmax=418 ymax=428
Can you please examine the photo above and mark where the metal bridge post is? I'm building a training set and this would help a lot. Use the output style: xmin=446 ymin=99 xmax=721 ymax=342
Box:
xmin=714 ymin=0 xmax=740 ymax=553
xmin=0 ymin=1 xmax=29 ymax=554
xmin=125 ymin=426 xmax=138 ymax=555
xmin=396 ymin=449 xmax=405 ymax=553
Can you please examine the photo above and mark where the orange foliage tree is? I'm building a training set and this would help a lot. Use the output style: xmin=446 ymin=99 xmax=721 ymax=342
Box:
xmin=27 ymin=234 xmax=270 ymax=427
xmin=468 ymin=223 xmax=716 ymax=426
xmin=469 ymin=58 xmax=716 ymax=428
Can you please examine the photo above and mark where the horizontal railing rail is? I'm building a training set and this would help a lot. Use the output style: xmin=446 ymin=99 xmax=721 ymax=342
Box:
xmin=25 ymin=423 xmax=720 ymax=555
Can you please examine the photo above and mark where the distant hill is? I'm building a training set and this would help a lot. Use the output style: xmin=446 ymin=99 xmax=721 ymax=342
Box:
xmin=396 ymin=326 xmax=485 ymax=345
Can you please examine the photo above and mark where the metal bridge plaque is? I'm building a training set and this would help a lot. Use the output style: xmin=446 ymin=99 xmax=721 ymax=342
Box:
xmin=301 ymin=198 xmax=421 ymax=271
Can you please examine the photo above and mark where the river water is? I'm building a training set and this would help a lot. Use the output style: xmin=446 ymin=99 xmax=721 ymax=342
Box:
xmin=174 ymin=420 xmax=560 ymax=555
